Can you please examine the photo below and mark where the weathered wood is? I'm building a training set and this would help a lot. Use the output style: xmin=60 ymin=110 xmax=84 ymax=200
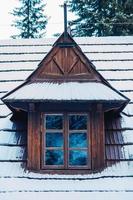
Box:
xmin=26 ymin=34 xmax=101 ymax=82
xmin=27 ymin=112 xmax=32 ymax=169
xmin=64 ymin=113 xmax=68 ymax=169
xmin=91 ymin=104 xmax=105 ymax=170
xmin=27 ymin=111 xmax=41 ymax=170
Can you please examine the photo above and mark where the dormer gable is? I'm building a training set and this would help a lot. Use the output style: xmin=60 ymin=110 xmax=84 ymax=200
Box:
xmin=27 ymin=33 xmax=101 ymax=82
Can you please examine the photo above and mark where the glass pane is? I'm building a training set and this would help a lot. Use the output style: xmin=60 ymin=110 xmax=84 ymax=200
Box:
xmin=69 ymin=115 xmax=87 ymax=130
xmin=69 ymin=150 xmax=87 ymax=166
xmin=69 ymin=132 xmax=87 ymax=148
xmin=45 ymin=150 xmax=64 ymax=165
xmin=46 ymin=115 xmax=63 ymax=129
xmin=46 ymin=132 xmax=63 ymax=147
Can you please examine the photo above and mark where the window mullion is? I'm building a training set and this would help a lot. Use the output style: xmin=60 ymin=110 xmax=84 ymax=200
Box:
xmin=64 ymin=112 xmax=68 ymax=169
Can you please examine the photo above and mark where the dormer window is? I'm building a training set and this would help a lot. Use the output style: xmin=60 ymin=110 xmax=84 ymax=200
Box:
xmin=2 ymin=32 xmax=129 ymax=174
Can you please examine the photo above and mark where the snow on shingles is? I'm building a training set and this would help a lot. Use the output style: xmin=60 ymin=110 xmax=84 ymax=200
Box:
xmin=0 ymin=53 xmax=45 ymax=62
xmin=0 ymin=105 xmax=11 ymax=117
xmin=0 ymin=38 xmax=55 ymax=46
xmin=122 ymin=130 xmax=133 ymax=143
xmin=0 ymin=81 xmax=24 ymax=93
xmin=0 ymin=93 xmax=6 ymax=99
xmin=123 ymin=104 xmax=133 ymax=116
xmin=86 ymin=52 xmax=133 ymax=61
xmin=0 ymin=62 xmax=38 ymax=71
xmin=0 ymin=44 xmax=132 ymax=55
xmin=109 ymin=81 xmax=133 ymax=91
xmin=0 ymin=146 xmax=26 ymax=161
xmin=122 ymin=92 xmax=133 ymax=102
xmin=0 ymin=71 xmax=31 ymax=81
xmin=120 ymin=114 xmax=133 ymax=129
xmin=101 ymin=71 xmax=133 ymax=80
xmin=1 ymin=177 xmax=133 ymax=192
xmin=0 ymin=162 xmax=25 ymax=177
xmin=0 ymin=45 xmax=52 ymax=54
xmin=0 ymin=52 xmax=132 ymax=63
xmin=0 ymin=100 xmax=3 ymax=105
xmin=120 ymin=130 xmax=133 ymax=144
xmin=0 ymin=131 xmax=25 ymax=145
xmin=1 ymin=193 xmax=133 ymax=199
xmin=94 ymin=61 xmax=133 ymax=70
xmin=80 ymin=44 xmax=133 ymax=53
xmin=0 ymin=161 xmax=133 ymax=178
xmin=4 ymin=82 xmax=126 ymax=101
xmin=75 ymin=36 xmax=133 ymax=45
xmin=124 ymin=145 xmax=133 ymax=159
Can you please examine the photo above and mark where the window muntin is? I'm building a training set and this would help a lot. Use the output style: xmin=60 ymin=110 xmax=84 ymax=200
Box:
xmin=43 ymin=113 xmax=90 ymax=169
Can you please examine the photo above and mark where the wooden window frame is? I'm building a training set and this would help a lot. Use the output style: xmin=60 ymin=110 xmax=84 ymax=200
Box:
xmin=41 ymin=112 xmax=91 ymax=170
xmin=27 ymin=104 xmax=105 ymax=172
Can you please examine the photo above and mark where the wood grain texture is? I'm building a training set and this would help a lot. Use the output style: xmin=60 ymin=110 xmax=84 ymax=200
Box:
xmin=27 ymin=111 xmax=41 ymax=170
xmin=91 ymin=104 xmax=105 ymax=170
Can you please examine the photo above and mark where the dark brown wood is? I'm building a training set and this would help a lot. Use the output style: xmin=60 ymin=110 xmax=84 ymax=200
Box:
xmin=26 ymin=34 xmax=101 ymax=82
xmin=64 ymin=112 xmax=68 ymax=169
xmin=27 ymin=111 xmax=41 ymax=170
xmin=27 ymin=112 xmax=32 ymax=169
xmin=91 ymin=104 xmax=105 ymax=170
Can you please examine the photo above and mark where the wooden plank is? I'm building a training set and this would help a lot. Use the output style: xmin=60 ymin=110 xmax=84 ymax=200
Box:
xmin=33 ymin=112 xmax=41 ymax=170
xmin=27 ymin=112 xmax=33 ymax=169
xmin=91 ymin=104 xmax=105 ymax=169
xmin=27 ymin=111 xmax=41 ymax=170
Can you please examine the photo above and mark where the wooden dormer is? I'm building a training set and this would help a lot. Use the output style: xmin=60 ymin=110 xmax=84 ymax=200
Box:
xmin=2 ymin=32 xmax=129 ymax=174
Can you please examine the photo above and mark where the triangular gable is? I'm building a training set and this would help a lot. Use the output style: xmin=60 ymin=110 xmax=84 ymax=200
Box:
xmin=27 ymin=33 xmax=102 ymax=82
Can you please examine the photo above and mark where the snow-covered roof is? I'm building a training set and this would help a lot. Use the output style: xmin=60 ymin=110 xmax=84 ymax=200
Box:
xmin=0 ymin=36 xmax=133 ymax=194
xmin=3 ymin=82 xmax=126 ymax=102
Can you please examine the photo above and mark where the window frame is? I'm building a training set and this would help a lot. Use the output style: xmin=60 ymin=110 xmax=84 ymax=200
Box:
xmin=41 ymin=112 xmax=91 ymax=170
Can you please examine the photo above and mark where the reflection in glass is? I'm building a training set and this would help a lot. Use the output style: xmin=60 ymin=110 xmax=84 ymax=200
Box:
xmin=46 ymin=132 xmax=63 ymax=147
xmin=69 ymin=115 xmax=87 ymax=130
xmin=46 ymin=115 xmax=63 ymax=129
xmin=69 ymin=150 xmax=87 ymax=166
xmin=69 ymin=132 xmax=87 ymax=148
xmin=45 ymin=150 xmax=64 ymax=165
